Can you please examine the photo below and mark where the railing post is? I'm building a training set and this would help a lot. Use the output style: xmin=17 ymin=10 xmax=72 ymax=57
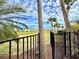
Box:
xmin=64 ymin=32 xmax=67 ymax=56
xmin=50 ymin=31 xmax=55 ymax=59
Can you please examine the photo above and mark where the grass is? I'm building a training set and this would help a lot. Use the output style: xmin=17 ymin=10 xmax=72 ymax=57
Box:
xmin=0 ymin=30 xmax=50 ymax=55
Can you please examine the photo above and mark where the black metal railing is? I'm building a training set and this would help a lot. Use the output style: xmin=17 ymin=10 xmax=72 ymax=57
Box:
xmin=50 ymin=32 xmax=79 ymax=59
xmin=64 ymin=32 xmax=79 ymax=59
xmin=0 ymin=33 xmax=40 ymax=59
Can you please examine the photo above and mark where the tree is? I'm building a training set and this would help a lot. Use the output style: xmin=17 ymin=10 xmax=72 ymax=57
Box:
xmin=0 ymin=0 xmax=25 ymax=15
xmin=0 ymin=23 xmax=18 ymax=41
xmin=0 ymin=5 xmax=25 ymax=15
xmin=0 ymin=0 xmax=6 ymax=6
xmin=48 ymin=17 xmax=57 ymax=30
xmin=37 ymin=0 xmax=46 ymax=59
xmin=0 ymin=0 xmax=26 ymax=41
xmin=0 ymin=18 xmax=28 ymax=41
xmin=61 ymin=25 xmax=64 ymax=30
xmin=60 ymin=0 xmax=76 ymax=31
xmin=55 ymin=23 xmax=60 ymax=31
xmin=64 ymin=0 xmax=76 ymax=13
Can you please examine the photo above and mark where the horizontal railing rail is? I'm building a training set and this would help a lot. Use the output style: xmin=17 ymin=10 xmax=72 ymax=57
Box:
xmin=0 ymin=34 xmax=38 ymax=44
xmin=0 ymin=33 xmax=40 ymax=59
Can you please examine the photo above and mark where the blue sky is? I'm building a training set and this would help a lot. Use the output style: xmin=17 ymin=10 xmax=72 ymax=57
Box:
xmin=5 ymin=0 xmax=79 ymax=29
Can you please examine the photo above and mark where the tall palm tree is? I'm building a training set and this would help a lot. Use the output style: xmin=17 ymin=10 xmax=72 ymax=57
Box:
xmin=37 ymin=0 xmax=46 ymax=59
xmin=60 ymin=0 xmax=76 ymax=31
xmin=48 ymin=17 xmax=57 ymax=30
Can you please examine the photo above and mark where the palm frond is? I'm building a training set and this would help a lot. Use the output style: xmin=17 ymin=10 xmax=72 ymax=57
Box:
xmin=0 ymin=0 xmax=6 ymax=6
xmin=48 ymin=17 xmax=57 ymax=22
xmin=0 ymin=21 xmax=6 ymax=26
xmin=0 ymin=18 xmax=28 ymax=29
xmin=0 ymin=25 xmax=18 ymax=41
xmin=0 ymin=5 xmax=25 ymax=15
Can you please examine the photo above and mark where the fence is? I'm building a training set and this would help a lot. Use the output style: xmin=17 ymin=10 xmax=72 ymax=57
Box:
xmin=64 ymin=32 xmax=79 ymax=59
xmin=0 ymin=33 xmax=40 ymax=59
xmin=50 ymin=32 xmax=79 ymax=59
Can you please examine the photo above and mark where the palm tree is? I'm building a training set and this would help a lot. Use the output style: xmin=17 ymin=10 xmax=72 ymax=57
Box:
xmin=0 ymin=20 xmax=27 ymax=41
xmin=0 ymin=18 xmax=28 ymax=41
xmin=48 ymin=17 xmax=57 ymax=30
xmin=0 ymin=23 xmax=18 ymax=41
xmin=37 ymin=0 xmax=46 ymax=59
xmin=0 ymin=0 xmax=26 ymax=41
xmin=60 ymin=0 xmax=76 ymax=31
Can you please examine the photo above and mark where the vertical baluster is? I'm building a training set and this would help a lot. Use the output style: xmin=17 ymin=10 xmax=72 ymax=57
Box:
xmin=33 ymin=35 xmax=35 ymax=59
xmin=77 ymin=32 xmax=79 ymax=53
xmin=31 ymin=36 xmax=33 ymax=59
xmin=27 ymin=37 xmax=28 ymax=59
xmin=30 ymin=37 xmax=32 ymax=59
xmin=17 ymin=39 xmax=19 ymax=59
xmin=35 ymin=35 xmax=36 ymax=59
xmin=64 ymin=32 xmax=66 ymax=56
xmin=73 ymin=32 xmax=75 ymax=55
xmin=69 ymin=32 xmax=72 ymax=59
xmin=76 ymin=32 xmax=79 ymax=55
xmin=9 ymin=41 xmax=11 ymax=59
xmin=23 ymin=38 xmax=24 ymax=59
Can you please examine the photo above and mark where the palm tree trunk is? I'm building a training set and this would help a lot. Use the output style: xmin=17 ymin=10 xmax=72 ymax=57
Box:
xmin=37 ymin=0 xmax=46 ymax=59
xmin=60 ymin=0 xmax=71 ymax=32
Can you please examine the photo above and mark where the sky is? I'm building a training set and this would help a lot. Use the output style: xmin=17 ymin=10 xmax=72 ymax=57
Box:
xmin=5 ymin=0 xmax=79 ymax=29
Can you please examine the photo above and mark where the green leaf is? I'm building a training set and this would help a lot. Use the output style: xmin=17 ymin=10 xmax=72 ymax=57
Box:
xmin=64 ymin=0 xmax=72 ymax=4
xmin=0 ymin=5 xmax=25 ymax=15
xmin=0 ymin=0 xmax=6 ymax=6
xmin=64 ymin=0 xmax=76 ymax=5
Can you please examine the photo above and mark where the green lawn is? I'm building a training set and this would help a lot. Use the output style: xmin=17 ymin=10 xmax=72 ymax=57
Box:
xmin=0 ymin=30 xmax=50 ymax=55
